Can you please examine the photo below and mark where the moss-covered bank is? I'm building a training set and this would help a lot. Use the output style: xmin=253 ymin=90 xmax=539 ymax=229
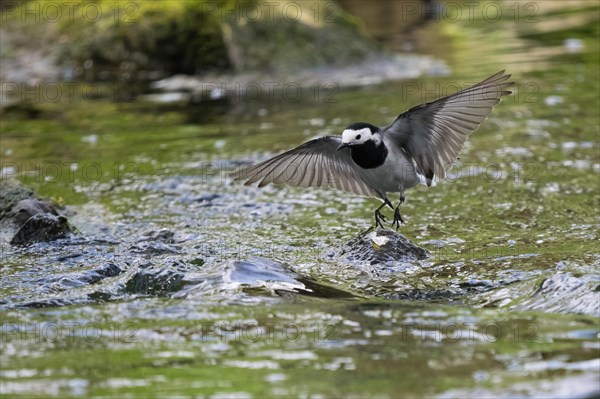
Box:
xmin=1 ymin=0 xmax=381 ymax=82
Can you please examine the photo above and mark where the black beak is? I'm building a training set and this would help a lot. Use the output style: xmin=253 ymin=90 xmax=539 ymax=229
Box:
xmin=336 ymin=143 xmax=349 ymax=151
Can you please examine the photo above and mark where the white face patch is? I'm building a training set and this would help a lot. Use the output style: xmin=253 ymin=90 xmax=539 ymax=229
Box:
xmin=341 ymin=128 xmax=376 ymax=146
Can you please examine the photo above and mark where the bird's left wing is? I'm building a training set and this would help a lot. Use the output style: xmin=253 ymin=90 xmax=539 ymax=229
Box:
xmin=384 ymin=70 xmax=513 ymax=185
xmin=232 ymin=136 xmax=382 ymax=198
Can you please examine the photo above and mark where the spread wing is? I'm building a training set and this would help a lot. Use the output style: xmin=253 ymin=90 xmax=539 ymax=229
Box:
xmin=385 ymin=70 xmax=513 ymax=185
xmin=232 ymin=136 xmax=382 ymax=198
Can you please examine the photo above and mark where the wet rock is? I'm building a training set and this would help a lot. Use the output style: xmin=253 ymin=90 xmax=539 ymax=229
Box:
xmin=227 ymin=260 xmax=301 ymax=286
xmin=178 ymin=259 xmax=318 ymax=297
xmin=130 ymin=242 xmax=181 ymax=255
xmin=0 ymin=180 xmax=35 ymax=221
xmin=190 ymin=258 xmax=205 ymax=267
xmin=341 ymin=228 xmax=430 ymax=264
xmin=55 ymin=263 xmax=124 ymax=288
xmin=19 ymin=298 xmax=75 ymax=308
xmin=87 ymin=291 xmax=113 ymax=302
xmin=298 ymin=277 xmax=357 ymax=299
xmin=130 ymin=243 xmax=181 ymax=255
xmin=179 ymin=259 xmax=355 ymax=299
xmin=227 ymin=259 xmax=356 ymax=298
xmin=459 ymin=279 xmax=497 ymax=290
xmin=1 ymin=180 xmax=74 ymax=245
xmin=386 ymin=288 xmax=461 ymax=301
xmin=516 ymin=272 xmax=600 ymax=315
xmin=141 ymin=229 xmax=176 ymax=243
xmin=10 ymin=213 xmax=71 ymax=245
xmin=8 ymin=198 xmax=60 ymax=225
xmin=194 ymin=193 xmax=222 ymax=206
xmin=226 ymin=259 xmax=356 ymax=298
xmin=125 ymin=268 xmax=185 ymax=295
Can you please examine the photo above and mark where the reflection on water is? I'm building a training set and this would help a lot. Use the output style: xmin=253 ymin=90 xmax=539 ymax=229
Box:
xmin=1 ymin=1 xmax=599 ymax=398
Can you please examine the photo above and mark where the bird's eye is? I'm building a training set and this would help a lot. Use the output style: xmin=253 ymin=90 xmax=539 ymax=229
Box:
xmin=356 ymin=134 xmax=361 ymax=140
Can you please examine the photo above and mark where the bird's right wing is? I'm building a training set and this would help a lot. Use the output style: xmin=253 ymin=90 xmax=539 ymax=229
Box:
xmin=232 ymin=136 xmax=382 ymax=198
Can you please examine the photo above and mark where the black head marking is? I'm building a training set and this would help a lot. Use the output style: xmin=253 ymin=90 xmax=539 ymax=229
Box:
xmin=345 ymin=122 xmax=379 ymax=133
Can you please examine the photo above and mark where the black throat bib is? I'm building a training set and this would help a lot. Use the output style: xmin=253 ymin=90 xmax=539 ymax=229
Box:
xmin=350 ymin=140 xmax=388 ymax=169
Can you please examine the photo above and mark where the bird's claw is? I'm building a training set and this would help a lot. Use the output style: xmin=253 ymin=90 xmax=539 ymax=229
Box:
xmin=392 ymin=207 xmax=405 ymax=231
xmin=374 ymin=209 xmax=387 ymax=228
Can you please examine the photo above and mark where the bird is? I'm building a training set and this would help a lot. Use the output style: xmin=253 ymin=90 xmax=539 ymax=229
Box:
xmin=232 ymin=70 xmax=513 ymax=229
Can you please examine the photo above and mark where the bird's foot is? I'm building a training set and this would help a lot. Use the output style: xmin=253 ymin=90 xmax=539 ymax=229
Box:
xmin=359 ymin=225 xmax=376 ymax=236
xmin=374 ymin=209 xmax=388 ymax=229
xmin=392 ymin=207 xmax=405 ymax=231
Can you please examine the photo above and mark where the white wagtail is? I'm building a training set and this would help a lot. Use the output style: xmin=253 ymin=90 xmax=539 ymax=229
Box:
xmin=233 ymin=71 xmax=513 ymax=229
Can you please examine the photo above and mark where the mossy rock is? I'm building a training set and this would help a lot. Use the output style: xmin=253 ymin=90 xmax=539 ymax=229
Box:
xmin=53 ymin=0 xmax=231 ymax=80
xmin=220 ymin=1 xmax=380 ymax=73
xmin=4 ymin=0 xmax=380 ymax=81
xmin=0 ymin=179 xmax=35 ymax=222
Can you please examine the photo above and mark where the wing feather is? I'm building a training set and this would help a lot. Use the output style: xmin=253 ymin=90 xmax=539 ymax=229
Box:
xmin=385 ymin=70 xmax=513 ymax=184
xmin=232 ymin=136 xmax=383 ymax=198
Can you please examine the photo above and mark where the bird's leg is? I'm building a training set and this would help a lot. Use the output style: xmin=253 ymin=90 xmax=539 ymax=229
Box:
xmin=392 ymin=195 xmax=406 ymax=230
xmin=374 ymin=199 xmax=394 ymax=229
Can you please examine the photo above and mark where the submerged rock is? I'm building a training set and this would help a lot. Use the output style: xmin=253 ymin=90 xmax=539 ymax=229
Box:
xmin=341 ymin=228 xmax=430 ymax=264
xmin=54 ymin=263 xmax=124 ymax=288
xmin=125 ymin=268 xmax=186 ymax=296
